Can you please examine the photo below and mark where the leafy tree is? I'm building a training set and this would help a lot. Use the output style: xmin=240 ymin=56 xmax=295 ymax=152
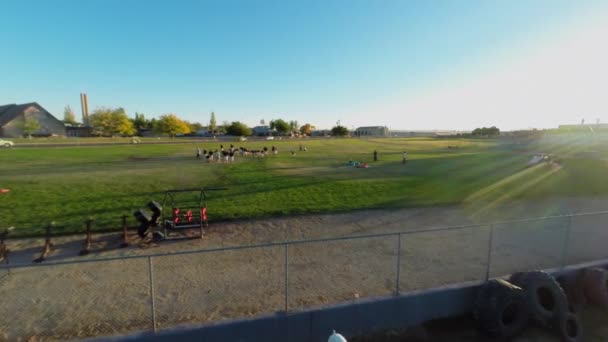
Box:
xmin=132 ymin=112 xmax=148 ymax=130
xmin=289 ymin=120 xmax=299 ymax=132
xmin=63 ymin=105 xmax=78 ymax=125
xmin=21 ymin=117 xmax=41 ymax=138
xmin=300 ymin=123 xmax=315 ymax=136
xmin=89 ymin=107 xmax=136 ymax=136
xmin=472 ymin=126 xmax=500 ymax=137
xmin=225 ymin=121 xmax=252 ymax=136
xmin=331 ymin=125 xmax=349 ymax=137
xmin=209 ymin=112 xmax=217 ymax=133
xmin=149 ymin=118 xmax=158 ymax=131
xmin=156 ymin=114 xmax=191 ymax=137
xmin=269 ymin=119 xmax=290 ymax=135
xmin=187 ymin=121 xmax=204 ymax=132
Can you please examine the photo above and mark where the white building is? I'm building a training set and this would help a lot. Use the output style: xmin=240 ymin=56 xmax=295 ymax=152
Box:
xmin=353 ymin=126 xmax=390 ymax=137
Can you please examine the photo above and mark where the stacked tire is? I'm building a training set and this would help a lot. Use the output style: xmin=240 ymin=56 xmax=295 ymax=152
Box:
xmin=557 ymin=270 xmax=587 ymax=313
xmin=474 ymin=279 xmax=529 ymax=339
xmin=475 ymin=271 xmax=584 ymax=341
xmin=509 ymin=271 xmax=568 ymax=328
xmin=581 ymin=267 xmax=608 ymax=309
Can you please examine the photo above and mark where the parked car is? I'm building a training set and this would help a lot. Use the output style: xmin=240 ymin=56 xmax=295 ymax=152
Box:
xmin=0 ymin=139 xmax=14 ymax=148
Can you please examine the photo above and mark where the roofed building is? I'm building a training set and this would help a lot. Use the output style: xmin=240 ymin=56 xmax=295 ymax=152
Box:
xmin=0 ymin=102 xmax=65 ymax=138
xmin=353 ymin=126 xmax=389 ymax=137
xmin=252 ymin=125 xmax=273 ymax=136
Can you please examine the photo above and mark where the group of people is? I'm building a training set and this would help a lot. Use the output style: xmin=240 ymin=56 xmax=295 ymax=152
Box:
xmin=196 ymin=144 xmax=280 ymax=163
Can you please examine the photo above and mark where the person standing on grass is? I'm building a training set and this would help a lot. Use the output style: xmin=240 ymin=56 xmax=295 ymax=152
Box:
xmin=402 ymin=151 xmax=407 ymax=164
xmin=373 ymin=150 xmax=378 ymax=162
xmin=196 ymin=147 xmax=201 ymax=159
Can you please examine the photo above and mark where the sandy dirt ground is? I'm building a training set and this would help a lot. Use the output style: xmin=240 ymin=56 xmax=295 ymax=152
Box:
xmin=1 ymin=196 xmax=608 ymax=341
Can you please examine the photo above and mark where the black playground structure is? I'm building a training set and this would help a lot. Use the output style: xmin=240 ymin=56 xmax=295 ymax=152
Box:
xmin=134 ymin=187 xmax=227 ymax=241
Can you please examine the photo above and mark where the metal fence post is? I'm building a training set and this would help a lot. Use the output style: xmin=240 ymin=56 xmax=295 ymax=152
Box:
xmin=560 ymin=214 xmax=573 ymax=269
xmin=395 ymin=233 xmax=402 ymax=295
xmin=284 ymin=244 xmax=289 ymax=313
xmin=148 ymin=256 xmax=157 ymax=333
xmin=485 ymin=224 xmax=494 ymax=281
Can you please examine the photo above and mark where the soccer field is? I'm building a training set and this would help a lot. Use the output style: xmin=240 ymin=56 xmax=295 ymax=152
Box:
xmin=1 ymin=135 xmax=607 ymax=236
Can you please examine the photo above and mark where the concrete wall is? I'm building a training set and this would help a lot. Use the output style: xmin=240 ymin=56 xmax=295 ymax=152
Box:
xmin=98 ymin=260 xmax=608 ymax=342
xmin=103 ymin=284 xmax=480 ymax=342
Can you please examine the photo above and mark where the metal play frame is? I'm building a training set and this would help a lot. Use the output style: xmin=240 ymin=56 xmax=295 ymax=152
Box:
xmin=160 ymin=187 xmax=227 ymax=239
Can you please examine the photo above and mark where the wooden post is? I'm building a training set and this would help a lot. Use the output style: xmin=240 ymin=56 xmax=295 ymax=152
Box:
xmin=0 ymin=227 xmax=13 ymax=264
xmin=120 ymin=215 xmax=129 ymax=248
xmin=79 ymin=218 xmax=93 ymax=255
xmin=34 ymin=222 xmax=55 ymax=263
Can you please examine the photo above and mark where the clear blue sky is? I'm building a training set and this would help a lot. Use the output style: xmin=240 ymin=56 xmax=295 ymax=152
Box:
xmin=1 ymin=0 xmax=606 ymax=130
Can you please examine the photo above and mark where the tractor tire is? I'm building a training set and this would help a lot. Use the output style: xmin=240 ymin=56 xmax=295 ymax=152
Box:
xmin=474 ymin=279 xmax=530 ymax=339
xmin=509 ymin=271 xmax=568 ymax=328
xmin=556 ymin=311 xmax=583 ymax=342
xmin=557 ymin=271 xmax=586 ymax=313
xmin=581 ymin=267 xmax=608 ymax=309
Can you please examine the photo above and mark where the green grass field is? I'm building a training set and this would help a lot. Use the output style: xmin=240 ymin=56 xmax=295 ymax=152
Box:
xmin=2 ymin=135 xmax=608 ymax=236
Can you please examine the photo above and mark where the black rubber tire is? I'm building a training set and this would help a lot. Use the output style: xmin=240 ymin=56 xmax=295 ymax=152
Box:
xmin=556 ymin=311 xmax=584 ymax=342
xmin=581 ymin=267 xmax=608 ymax=309
xmin=509 ymin=271 xmax=568 ymax=328
xmin=557 ymin=271 xmax=586 ymax=313
xmin=474 ymin=279 xmax=530 ymax=339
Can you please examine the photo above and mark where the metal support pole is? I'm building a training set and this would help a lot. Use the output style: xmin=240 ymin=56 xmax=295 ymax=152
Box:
xmin=395 ymin=234 xmax=402 ymax=295
xmin=561 ymin=215 xmax=573 ymax=269
xmin=485 ymin=225 xmax=494 ymax=281
xmin=80 ymin=218 xmax=93 ymax=256
xmin=120 ymin=215 xmax=129 ymax=248
xmin=148 ymin=256 xmax=157 ymax=333
xmin=34 ymin=222 xmax=54 ymax=263
xmin=284 ymin=244 xmax=289 ymax=313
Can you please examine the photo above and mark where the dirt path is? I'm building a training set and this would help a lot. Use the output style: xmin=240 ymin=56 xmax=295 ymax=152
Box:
xmin=1 ymin=196 xmax=608 ymax=341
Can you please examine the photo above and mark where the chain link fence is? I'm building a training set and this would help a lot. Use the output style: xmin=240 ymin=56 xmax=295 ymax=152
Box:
xmin=0 ymin=211 xmax=607 ymax=341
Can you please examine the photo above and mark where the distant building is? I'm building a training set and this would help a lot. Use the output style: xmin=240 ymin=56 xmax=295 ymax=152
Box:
xmin=353 ymin=126 xmax=390 ymax=137
xmin=252 ymin=126 xmax=272 ymax=136
xmin=65 ymin=124 xmax=92 ymax=137
xmin=311 ymin=129 xmax=331 ymax=137
xmin=194 ymin=129 xmax=212 ymax=137
xmin=0 ymin=102 xmax=65 ymax=138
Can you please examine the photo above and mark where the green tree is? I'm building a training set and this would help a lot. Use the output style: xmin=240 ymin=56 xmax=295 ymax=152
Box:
xmin=209 ymin=112 xmax=217 ymax=133
xmin=213 ymin=120 xmax=229 ymax=134
xmin=89 ymin=107 xmax=136 ymax=136
xmin=269 ymin=119 xmax=290 ymax=135
xmin=132 ymin=112 xmax=148 ymax=130
xmin=21 ymin=117 xmax=41 ymax=138
xmin=300 ymin=123 xmax=315 ymax=136
xmin=289 ymin=120 xmax=299 ymax=132
xmin=225 ymin=121 xmax=252 ymax=136
xmin=156 ymin=114 xmax=192 ymax=137
xmin=63 ymin=105 xmax=77 ymax=125
xmin=187 ymin=121 xmax=204 ymax=132
xmin=331 ymin=125 xmax=349 ymax=137
xmin=472 ymin=126 xmax=500 ymax=137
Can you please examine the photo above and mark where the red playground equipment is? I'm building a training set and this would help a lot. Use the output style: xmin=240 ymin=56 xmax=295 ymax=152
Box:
xmin=160 ymin=187 xmax=226 ymax=239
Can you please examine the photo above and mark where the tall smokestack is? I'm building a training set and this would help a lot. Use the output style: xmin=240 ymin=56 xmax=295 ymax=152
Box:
xmin=80 ymin=93 xmax=89 ymax=126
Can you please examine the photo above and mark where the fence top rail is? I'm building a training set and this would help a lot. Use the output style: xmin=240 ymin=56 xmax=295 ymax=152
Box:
xmin=2 ymin=209 xmax=607 ymax=270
